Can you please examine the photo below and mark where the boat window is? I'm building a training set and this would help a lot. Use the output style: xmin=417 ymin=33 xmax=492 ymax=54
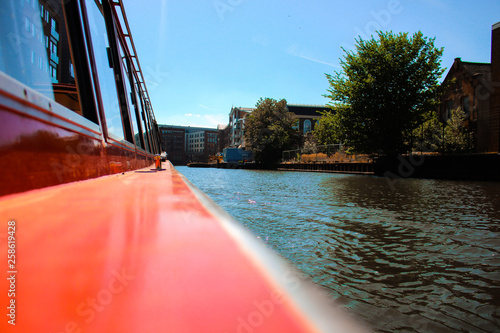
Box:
xmin=144 ymin=102 xmax=157 ymax=153
xmin=84 ymin=0 xmax=125 ymax=141
xmin=0 ymin=1 xmax=103 ymax=121
xmin=118 ymin=41 xmax=143 ymax=148
xmin=0 ymin=1 xmax=53 ymax=99
xmin=143 ymin=102 xmax=154 ymax=153
xmin=131 ymin=78 xmax=146 ymax=150
xmin=136 ymin=90 xmax=151 ymax=152
xmin=44 ymin=1 xmax=84 ymax=116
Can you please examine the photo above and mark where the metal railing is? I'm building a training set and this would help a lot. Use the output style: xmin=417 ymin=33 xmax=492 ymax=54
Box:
xmin=282 ymin=144 xmax=373 ymax=163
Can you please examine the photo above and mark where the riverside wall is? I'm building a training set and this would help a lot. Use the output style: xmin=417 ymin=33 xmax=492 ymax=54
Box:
xmin=278 ymin=153 xmax=500 ymax=181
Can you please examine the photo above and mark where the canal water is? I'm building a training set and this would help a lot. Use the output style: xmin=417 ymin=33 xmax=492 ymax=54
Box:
xmin=177 ymin=166 xmax=500 ymax=333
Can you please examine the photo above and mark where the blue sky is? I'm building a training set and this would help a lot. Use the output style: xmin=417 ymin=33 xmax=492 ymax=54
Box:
xmin=123 ymin=0 xmax=500 ymax=128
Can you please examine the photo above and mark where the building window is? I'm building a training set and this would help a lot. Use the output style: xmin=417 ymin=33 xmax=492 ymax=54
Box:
xmin=51 ymin=41 xmax=57 ymax=55
xmin=462 ymin=96 xmax=470 ymax=116
xmin=24 ymin=17 xmax=30 ymax=33
xmin=50 ymin=65 xmax=57 ymax=78
xmin=303 ymin=119 xmax=311 ymax=134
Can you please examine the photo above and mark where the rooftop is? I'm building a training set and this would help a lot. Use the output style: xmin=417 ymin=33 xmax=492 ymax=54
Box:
xmin=443 ymin=58 xmax=492 ymax=82
xmin=158 ymin=124 xmax=218 ymax=132
xmin=287 ymin=104 xmax=330 ymax=116
xmin=461 ymin=60 xmax=491 ymax=77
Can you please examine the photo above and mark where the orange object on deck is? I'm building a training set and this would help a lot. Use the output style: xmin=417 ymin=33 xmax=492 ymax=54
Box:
xmin=154 ymin=155 xmax=162 ymax=170
xmin=0 ymin=162 xmax=367 ymax=332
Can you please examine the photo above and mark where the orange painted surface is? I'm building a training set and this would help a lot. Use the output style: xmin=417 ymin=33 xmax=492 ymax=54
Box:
xmin=0 ymin=162 xmax=325 ymax=332
xmin=0 ymin=106 xmax=155 ymax=197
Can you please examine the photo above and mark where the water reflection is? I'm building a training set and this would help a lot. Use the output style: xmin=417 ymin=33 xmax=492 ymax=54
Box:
xmin=178 ymin=167 xmax=500 ymax=332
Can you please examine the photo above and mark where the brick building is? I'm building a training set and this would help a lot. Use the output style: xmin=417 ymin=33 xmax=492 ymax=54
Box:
xmin=159 ymin=126 xmax=186 ymax=165
xmin=217 ymin=124 xmax=230 ymax=153
xmin=287 ymin=104 xmax=330 ymax=135
xmin=185 ymin=129 xmax=218 ymax=163
xmin=491 ymin=22 xmax=500 ymax=152
xmin=439 ymin=22 xmax=500 ymax=153
xmin=158 ymin=125 xmax=219 ymax=165
xmin=228 ymin=107 xmax=255 ymax=148
xmin=223 ymin=104 xmax=330 ymax=150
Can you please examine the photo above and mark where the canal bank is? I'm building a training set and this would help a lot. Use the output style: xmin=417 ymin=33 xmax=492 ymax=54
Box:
xmin=373 ymin=153 xmax=500 ymax=181
xmin=187 ymin=161 xmax=259 ymax=169
xmin=277 ymin=153 xmax=500 ymax=181
xmin=278 ymin=161 xmax=374 ymax=175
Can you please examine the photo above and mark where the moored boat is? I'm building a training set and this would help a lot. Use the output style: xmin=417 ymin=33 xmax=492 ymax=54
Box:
xmin=0 ymin=1 xmax=368 ymax=332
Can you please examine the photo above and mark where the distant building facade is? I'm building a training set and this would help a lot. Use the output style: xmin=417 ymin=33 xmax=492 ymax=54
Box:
xmin=490 ymin=22 xmax=500 ymax=152
xmin=159 ymin=125 xmax=186 ymax=164
xmin=439 ymin=58 xmax=491 ymax=152
xmin=228 ymin=107 xmax=255 ymax=148
xmin=287 ymin=104 xmax=330 ymax=135
xmin=221 ymin=104 xmax=330 ymax=151
xmin=159 ymin=125 xmax=219 ymax=165
xmin=185 ymin=129 xmax=218 ymax=163
xmin=439 ymin=22 xmax=500 ymax=153
xmin=217 ymin=124 xmax=230 ymax=153
xmin=161 ymin=104 xmax=335 ymax=162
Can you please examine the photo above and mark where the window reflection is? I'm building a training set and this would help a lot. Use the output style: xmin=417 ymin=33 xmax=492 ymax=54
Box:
xmin=0 ymin=0 xmax=54 ymax=99
xmin=84 ymin=0 xmax=124 ymax=140
xmin=118 ymin=41 xmax=143 ymax=148
xmin=0 ymin=0 xmax=89 ymax=118
xmin=303 ymin=119 xmax=311 ymax=134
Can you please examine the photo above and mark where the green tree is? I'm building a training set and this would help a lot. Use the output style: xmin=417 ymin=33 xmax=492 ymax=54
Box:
xmin=411 ymin=111 xmax=443 ymax=152
xmin=324 ymin=31 xmax=445 ymax=155
xmin=444 ymin=107 xmax=471 ymax=153
xmin=244 ymin=98 xmax=300 ymax=167
xmin=412 ymin=108 xmax=472 ymax=154
xmin=312 ymin=108 xmax=343 ymax=145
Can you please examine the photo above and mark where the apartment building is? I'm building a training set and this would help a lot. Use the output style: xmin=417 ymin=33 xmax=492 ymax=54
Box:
xmin=158 ymin=125 xmax=218 ymax=165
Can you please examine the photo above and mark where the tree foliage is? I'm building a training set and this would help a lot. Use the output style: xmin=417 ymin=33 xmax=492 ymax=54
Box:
xmin=302 ymin=133 xmax=319 ymax=154
xmin=244 ymin=98 xmax=300 ymax=167
xmin=312 ymin=108 xmax=343 ymax=145
xmin=444 ymin=108 xmax=471 ymax=153
xmin=323 ymin=31 xmax=445 ymax=155
xmin=412 ymin=108 xmax=472 ymax=153
xmin=411 ymin=111 xmax=443 ymax=152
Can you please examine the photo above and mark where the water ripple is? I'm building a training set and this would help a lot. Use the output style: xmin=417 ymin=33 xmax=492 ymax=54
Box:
xmin=179 ymin=167 xmax=500 ymax=332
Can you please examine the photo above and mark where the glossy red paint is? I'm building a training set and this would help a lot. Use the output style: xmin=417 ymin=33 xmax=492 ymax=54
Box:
xmin=0 ymin=162 xmax=330 ymax=332
xmin=0 ymin=90 xmax=155 ymax=196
